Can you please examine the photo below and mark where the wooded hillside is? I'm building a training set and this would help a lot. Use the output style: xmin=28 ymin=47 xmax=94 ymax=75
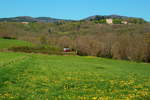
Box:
xmin=0 ymin=20 xmax=150 ymax=62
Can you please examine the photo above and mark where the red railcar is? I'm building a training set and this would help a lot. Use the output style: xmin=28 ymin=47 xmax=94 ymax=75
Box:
xmin=64 ymin=48 xmax=71 ymax=52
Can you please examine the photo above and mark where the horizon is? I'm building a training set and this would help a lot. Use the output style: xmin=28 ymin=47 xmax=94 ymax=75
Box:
xmin=0 ymin=0 xmax=150 ymax=21
xmin=0 ymin=14 xmax=149 ymax=22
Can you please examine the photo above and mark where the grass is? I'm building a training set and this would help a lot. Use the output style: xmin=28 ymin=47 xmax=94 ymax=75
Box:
xmin=0 ymin=52 xmax=150 ymax=100
xmin=0 ymin=38 xmax=62 ymax=55
xmin=0 ymin=38 xmax=33 ymax=49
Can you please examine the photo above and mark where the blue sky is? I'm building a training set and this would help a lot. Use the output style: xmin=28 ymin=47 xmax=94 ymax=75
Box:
xmin=0 ymin=0 xmax=149 ymax=21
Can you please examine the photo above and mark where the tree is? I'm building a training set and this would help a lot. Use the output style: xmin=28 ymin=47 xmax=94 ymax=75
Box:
xmin=94 ymin=19 xmax=106 ymax=24
xmin=40 ymin=35 xmax=47 ymax=45
xmin=113 ymin=19 xmax=122 ymax=24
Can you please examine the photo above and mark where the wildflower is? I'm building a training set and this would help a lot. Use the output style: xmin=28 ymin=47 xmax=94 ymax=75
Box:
xmin=10 ymin=96 xmax=14 ymax=99
xmin=92 ymin=97 xmax=97 ymax=100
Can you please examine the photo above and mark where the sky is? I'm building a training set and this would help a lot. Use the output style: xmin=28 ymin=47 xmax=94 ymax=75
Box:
xmin=0 ymin=0 xmax=149 ymax=21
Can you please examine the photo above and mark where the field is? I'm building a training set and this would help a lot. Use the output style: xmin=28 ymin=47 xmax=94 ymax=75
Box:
xmin=0 ymin=52 xmax=150 ymax=100
xmin=0 ymin=38 xmax=33 ymax=49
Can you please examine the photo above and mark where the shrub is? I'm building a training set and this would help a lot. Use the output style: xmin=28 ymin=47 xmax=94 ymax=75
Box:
xmin=8 ymin=46 xmax=62 ymax=55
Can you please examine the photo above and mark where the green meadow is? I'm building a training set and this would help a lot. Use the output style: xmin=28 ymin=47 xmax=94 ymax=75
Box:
xmin=0 ymin=52 xmax=150 ymax=100
xmin=0 ymin=38 xmax=33 ymax=49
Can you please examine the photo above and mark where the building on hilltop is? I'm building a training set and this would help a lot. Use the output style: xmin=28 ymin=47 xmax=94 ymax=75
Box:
xmin=106 ymin=19 xmax=113 ymax=24
xmin=21 ymin=22 xmax=29 ymax=24
xmin=121 ymin=21 xmax=128 ymax=24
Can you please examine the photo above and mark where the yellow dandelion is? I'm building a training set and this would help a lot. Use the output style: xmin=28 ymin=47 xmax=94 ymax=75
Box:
xmin=92 ymin=97 xmax=97 ymax=100
xmin=10 ymin=96 xmax=14 ymax=99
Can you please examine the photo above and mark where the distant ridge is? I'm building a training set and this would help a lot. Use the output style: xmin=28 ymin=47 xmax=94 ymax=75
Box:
xmin=0 ymin=15 xmax=147 ymax=23
xmin=0 ymin=16 xmax=73 ymax=23
xmin=83 ymin=15 xmax=141 ymax=21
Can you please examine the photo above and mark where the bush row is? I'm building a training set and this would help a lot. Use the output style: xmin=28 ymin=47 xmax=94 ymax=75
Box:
xmin=8 ymin=46 xmax=62 ymax=55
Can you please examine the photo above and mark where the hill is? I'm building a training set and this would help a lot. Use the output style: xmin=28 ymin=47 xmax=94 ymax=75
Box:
xmin=0 ymin=15 xmax=147 ymax=23
xmin=0 ymin=19 xmax=150 ymax=62
xmin=0 ymin=16 xmax=73 ymax=23
xmin=83 ymin=15 xmax=146 ymax=24
xmin=84 ymin=15 xmax=128 ymax=20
